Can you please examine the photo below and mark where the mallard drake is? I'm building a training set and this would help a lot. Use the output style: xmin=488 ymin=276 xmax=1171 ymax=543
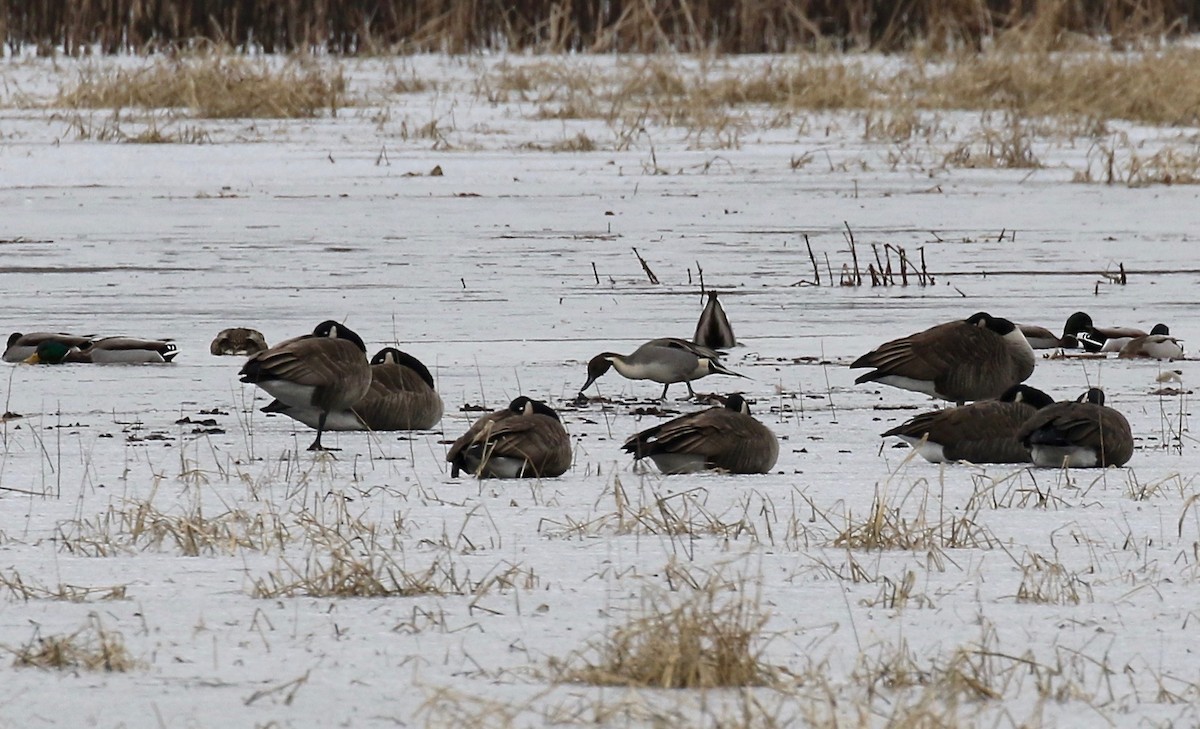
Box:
xmin=210 ymin=328 xmax=268 ymax=356
xmin=22 ymin=340 xmax=92 ymax=364
xmin=262 ymin=347 xmax=443 ymax=431
xmin=240 ymin=320 xmax=372 ymax=451
xmin=621 ymin=393 xmax=778 ymax=474
xmin=693 ymin=292 xmax=736 ymax=349
xmin=580 ymin=338 xmax=744 ymax=400
xmin=5 ymin=332 xmax=93 ymax=363
xmin=881 ymin=384 xmax=1054 ymax=463
xmin=851 ymin=312 xmax=1035 ymax=405
xmin=446 ymin=396 xmax=571 ymax=478
xmin=1016 ymin=388 xmax=1133 ymax=468
xmin=1117 ymin=324 xmax=1183 ymax=360
xmin=83 ymin=337 xmax=178 ymax=363
xmin=1062 ymin=312 xmax=1147 ymax=353
xmin=1018 ymin=324 xmax=1073 ymax=350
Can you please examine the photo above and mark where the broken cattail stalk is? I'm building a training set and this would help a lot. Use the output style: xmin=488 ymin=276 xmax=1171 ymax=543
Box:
xmin=844 ymin=222 xmax=862 ymax=285
xmin=632 ymin=247 xmax=659 ymax=284
xmin=919 ymin=246 xmax=931 ymax=285
xmin=804 ymin=234 xmax=819 ymax=286
xmin=697 ymin=261 xmax=705 ymax=296
xmin=868 ymin=263 xmax=880 ymax=286
xmin=1119 ymin=263 xmax=1127 ymax=284
xmin=592 ymin=262 xmax=600 ymax=285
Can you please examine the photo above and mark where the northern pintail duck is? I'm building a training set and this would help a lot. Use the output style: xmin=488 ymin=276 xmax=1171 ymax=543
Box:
xmin=1117 ymin=324 xmax=1184 ymax=360
xmin=581 ymin=338 xmax=744 ymax=400
xmin=693 ymin=292 xmax=736 ymax=349
xmin=622 ymin=393 xmax=778 ymax=474
xmin=240 ymin=320 xmax=372 ymax=451
xmin=447 ymin=396 xmax=571 ymax=479
xmin=5 ymin=332 xmax=93 ymax=362
xmin=851 ymin=312 xmax=1035 ymax=405
xmin=211 ymin=327 xmax=268 ymax=356
xmin=1016 ymin=387 xmax=1133 ymax=467
xmin=1062 ymin=312 xmax=1147 ymax=353
xmin=881 ymin=384 xmax=1054 ymax=464
xmin=263 ymin=347 xmax=443 ymax=431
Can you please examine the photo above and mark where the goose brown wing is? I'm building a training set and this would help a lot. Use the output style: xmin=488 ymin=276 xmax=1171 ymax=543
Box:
xmin=447 ymin=410 xmax=509 ymax=475
xmin=241 ymin=337 xmax=371 ymax=410
xmin=354 ymin=364 xmax=444 ymax=430
xmin=481 ymin=414 xmax=572 ymax=476
xmin=851 ymin=321 xmax=963 ymax=382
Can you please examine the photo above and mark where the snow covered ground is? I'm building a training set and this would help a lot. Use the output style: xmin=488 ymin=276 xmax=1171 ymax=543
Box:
xmin=0 ymin=54 xmax=1198 ymax=726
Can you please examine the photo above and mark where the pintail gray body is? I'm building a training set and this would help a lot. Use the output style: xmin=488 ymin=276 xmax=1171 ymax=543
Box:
xmin=581 ymin=337 xmax=744 ymax=399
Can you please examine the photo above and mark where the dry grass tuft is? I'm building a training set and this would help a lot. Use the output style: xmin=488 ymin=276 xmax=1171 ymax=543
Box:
xmin=251 ymin=546 xmax=463 ymax=599
xmin=58 ymin=54 xmax=347 ymax=118
xmin=8 ymin=615 xmax=139 ymax=672
xmin=0 ymin=569 xmax=127 ymax=602
xmin=834 ymin=487 xmax=997 ymax=552
xmin=552 ymin=570 xmax=780 ymax=689
xmin=1016 ymin=552 xmax=1091 ymax=605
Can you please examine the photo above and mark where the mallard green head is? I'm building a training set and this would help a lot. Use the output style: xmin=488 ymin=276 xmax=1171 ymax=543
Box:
xmin=25 ymin=340 xmax=75 ymax=364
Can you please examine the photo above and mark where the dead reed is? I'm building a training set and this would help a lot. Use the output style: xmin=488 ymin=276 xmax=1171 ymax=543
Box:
xmin=551 ymin=571 xmax=781 ymax=689
xmin=58 ymin=54 xmax=347 ymax=118
xmin=7 ymin=0 xmax=1200 ymax=55
xmin=8 ymin=614 xmax=139 ymax=672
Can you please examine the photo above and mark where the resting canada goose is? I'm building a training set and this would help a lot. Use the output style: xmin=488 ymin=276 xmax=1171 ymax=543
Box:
xmin=1062 ymin=312 xmax=1147 ymax=353
xmin=881 ymin=384 xmax=1054 ymax=464
xmin=1117 ymin=324 xmax=1184 ymax=360
xmin=5 ymin=332 xmax=93 ymax=363
xmin=580 ymin=338 xmax=745 ymax=400
xmin=446 ymin=396 xmax=571 ymax=479
xmin=851 ymin=312 xmax=1035 ymax=405
xmin=1016 ymin=388 xmax=1133 ymax=468
xmin=693 ymin=292 xmax=736 ymax=349
xmin=622 ymin=393 xmax=778 ymax=474
xmin=239 ymin=320 xmax=372 ymax=451
xmin=262 ymin=347 xmax=443 ymax=431
xmin=210 ymin=327 xmax=268 ymax=356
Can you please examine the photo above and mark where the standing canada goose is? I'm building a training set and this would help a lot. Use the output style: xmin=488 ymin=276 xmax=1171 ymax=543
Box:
xmin=239 ymin=320 xmax=372 ymax=451
xmin=693 ymin=291 xmax=736 ymax=349
xmin=1062 ymin=312 xmax=1147 ymax=353
xmin=5 ymin=332 xmax=93 ymax=362
xmin=1117 ymin=324 xmax=1184 ymax=360
xmin=881 ymin=384 xmax=1054 ymax=464
xmin=211 ymin=327 xmax=268 ymax=356
xmin=82 ymin=337 xmax=178 ymax=363
xmin=23 ymin=340 xmax=92 ymax=364
xmin=1016 ymin=388 xmax=1133 ymax=468
xmin=1018 ymin=324 xmax=1072 ymax=350
xmin=580 ymin=338 xmax=745 ymax=400
xmin=622 ymin=393 xmax=778 ymax=474
xmin=446 ymin=396 xmax=571 ymax=478
xmin=262 ymin=347 xmax=443 ymax=431
xmin=851 ymin=312 xmax=1035 ymax=405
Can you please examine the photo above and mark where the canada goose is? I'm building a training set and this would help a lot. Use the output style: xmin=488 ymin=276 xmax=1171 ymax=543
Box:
xmin=1018 ymin=324 xmax=1073 ymax=350
xmin=1117 ymin=324 xmax=1184 ymax=360
xmin=622 ymin=393 xmax=778 ymax=474
xmin=580 ymin=338 xmax=745 ymax=400
xmin=446 ymin=396 xmax=571 ymax=479
xmin=22 ymin=340 xmax=92 ymax=364
xmin=851 ymin=312 xmax=1035 ymax=405
xmin=262 ymin=347 xmax=443 ymax=431
xmin=83 ymin=337 xmax=178 ymax=363
xmin=1062 ymin=312 xmax=1147 ymax=353
xmin=881 ymin=384 xmax=1054 ymax=464
xmin=239 ymin=320 xmax=372 ymax=451
xmin=210 ymin=327 xmax=268 ymax=356
xmin=693 ymin=292 xmax=736 ymax=349
xmin=5 ymin=332 xmax=93 ymax=362
xmin=1016 ymin=388 xmax=1133 ymax=468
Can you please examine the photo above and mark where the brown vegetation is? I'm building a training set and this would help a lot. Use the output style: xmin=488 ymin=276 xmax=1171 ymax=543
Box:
xmin=3 ymin=0 xmax=1198 ymax=55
